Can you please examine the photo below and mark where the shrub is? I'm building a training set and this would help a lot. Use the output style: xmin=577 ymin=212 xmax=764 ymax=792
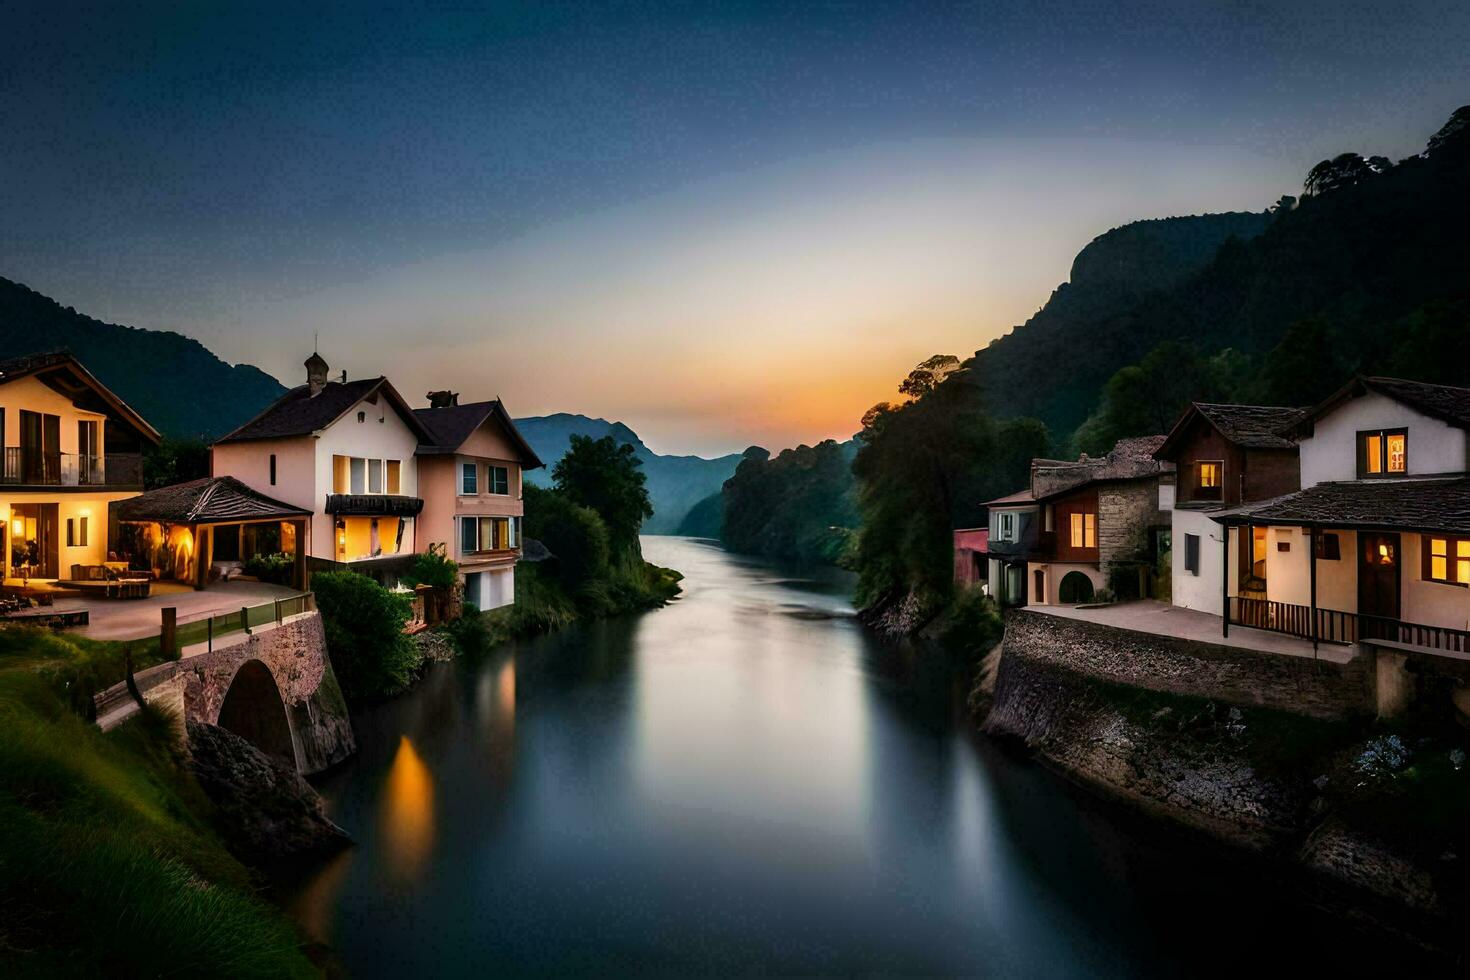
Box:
xmin=942 ymin=586 xmax=1005 ymax=660
xmin=311 ymin=571 xmax=421 ymax=699
xmin=524 ymin=484 xmax=610 ymax=589
xmin=444 ymin=604 xmax=492 ymax=658
xmin=242 ymin=551 xmax=294 ymax=585
xmin=404 ymin=542 xmax=459 ymax=590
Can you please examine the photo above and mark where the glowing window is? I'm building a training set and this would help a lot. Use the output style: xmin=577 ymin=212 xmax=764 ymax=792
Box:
xmin=1198 ymin=462 xmax=1221 ymax=488
xmin=1386 ymin=433 xmax=1406 ymax=473
xmin=1424 ymin=536 xmax=1470 ymax=585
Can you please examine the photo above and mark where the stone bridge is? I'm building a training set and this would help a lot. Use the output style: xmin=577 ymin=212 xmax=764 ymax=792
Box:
xmin=94 ymin=610 xmax=355 ymax=774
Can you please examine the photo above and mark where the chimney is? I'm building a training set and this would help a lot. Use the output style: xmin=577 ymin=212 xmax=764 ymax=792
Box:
xmin=305 ymin=352 xmax=329 ymax=397
xmin=426 ymin=390 xmax=459 ymax=408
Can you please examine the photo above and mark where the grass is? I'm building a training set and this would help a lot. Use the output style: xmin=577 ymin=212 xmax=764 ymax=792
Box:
xmin=0 ymin=626 xmax=316 ymax=977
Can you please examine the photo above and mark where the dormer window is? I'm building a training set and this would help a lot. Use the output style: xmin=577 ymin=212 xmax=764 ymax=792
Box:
xmin=1358 ymin=428 xmax=1407 ymax=477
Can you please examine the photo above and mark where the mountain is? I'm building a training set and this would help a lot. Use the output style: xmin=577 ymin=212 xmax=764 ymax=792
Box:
xmin=965 ymin=211 xmax=1274 ymax=439
xmin=513 ymin=413 xmax=743 ymax=534
xmin=0 ymin=276 xmax=287 ymax=440
xmin=967 ymin=106 xmax=1470 ymax=444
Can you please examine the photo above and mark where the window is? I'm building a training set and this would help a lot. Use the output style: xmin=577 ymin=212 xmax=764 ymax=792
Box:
xmin=357 ymin=411 xmax=366 ymax=423
xmin=349 ymin=457 xmax=365 ymax=494
xmin=460 ymin=462 xmax=478 ymax=494
xmin=368 ymin=458 xmax=383 ymax=493
xmin=489 ymin=465 xmax=509 ymax=495
xmin=459 ymin=516 xmax=519 ymax=555
xmin=386 ymin=460 xmax=401 ymax=494
xmin=1424 ymin=535 xmax=1470 ymax=586
xmin=1315 ymin=532 xmax=1341 ymax=561
xmin=999 ymin=512 xmax=1015 ymax=540
xmin=460 ymin=516 xmax=478 ymax=555
xmin=1068 ymin=512 xmax=1096 ymax=549
xmin=333 ymin=455 xmax=350 ymax=494
xmin=1184 ymin=533 xmax=1200 ymax=575
xmin=67 ymin=517 xmax=89 ymax=548
xmin=269 ymin=454 xmax=277 ymax=485
xmin=1358 ymin=428 xmax=1408 ymax=477
xmin=1196 ymin=460 xmax=1223 ymax=499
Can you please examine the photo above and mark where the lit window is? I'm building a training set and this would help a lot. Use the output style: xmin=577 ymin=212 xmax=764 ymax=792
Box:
xmin=1364 ymin=434 xmax=1382 ymax=474
xmin=1387 ymin=433 xmax=1406 ymax=473
xmin=1199 ymin=462 xmax=1221 ymax=488
xmin=1085 ymin=513 xmax=1096 ymax=549
xmin=1359 ymin=429 xmax=1407 ymax=477
xmin=1424 ymin=536 xmax=1470 ymax=585
xmin=1069 ymin=512 xmax=1096 ymax=549
xmin=333 ymin=455 xmax=350 ymax=494
xmin=1070 ymin=512 xmax=1083 ymax=548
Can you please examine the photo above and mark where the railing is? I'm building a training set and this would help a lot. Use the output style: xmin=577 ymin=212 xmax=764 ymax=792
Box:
xmin=0 ymin=448 xmax=144 ymax=487
xmin=168 ymin=592 xmax=315 ymax=654
xmin=1229 ymin=596 xmax=1470 ymax=653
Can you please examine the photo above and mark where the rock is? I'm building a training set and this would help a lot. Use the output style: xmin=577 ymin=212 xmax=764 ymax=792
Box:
xmin=186 ymin=721 xmax=351 ymax=864
xmin=413 ymin=629 xmax=457 ymax=663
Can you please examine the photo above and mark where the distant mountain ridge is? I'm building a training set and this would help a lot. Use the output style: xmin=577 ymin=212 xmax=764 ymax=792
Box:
xmin=513 ymin=413 xmax=743 ymax=534
xmin=0 ymin=276 xmax=287 ymax=440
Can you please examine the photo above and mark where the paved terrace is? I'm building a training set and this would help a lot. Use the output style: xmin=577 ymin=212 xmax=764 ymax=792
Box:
xmin=1030 ymin=599 xmax=1358 ymax=665
xmin=52 ymin=581 xmax=300 ymax=641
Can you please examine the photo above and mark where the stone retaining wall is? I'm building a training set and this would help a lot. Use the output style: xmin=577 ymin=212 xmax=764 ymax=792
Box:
xmin=1003 ymin=609 xmax=1373 ymax=720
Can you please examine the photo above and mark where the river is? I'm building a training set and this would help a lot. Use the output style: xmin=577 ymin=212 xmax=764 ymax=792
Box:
xmin=289 ymin=536 xmax=1430 ymax=976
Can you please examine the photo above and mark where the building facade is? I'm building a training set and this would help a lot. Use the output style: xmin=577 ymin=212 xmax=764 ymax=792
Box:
xmin=414 ymin=393 xmax=543 ymax=610
xmin=0 ymin=352 xmax=160 ymax=582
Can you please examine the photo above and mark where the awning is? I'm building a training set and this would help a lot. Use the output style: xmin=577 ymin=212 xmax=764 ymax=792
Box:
xmin=324 ymin=493 xmax=425 ymax=517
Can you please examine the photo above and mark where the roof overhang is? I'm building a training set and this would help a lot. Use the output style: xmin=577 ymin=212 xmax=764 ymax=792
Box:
xmin=0 ymin=350 xmax=162 ymax=445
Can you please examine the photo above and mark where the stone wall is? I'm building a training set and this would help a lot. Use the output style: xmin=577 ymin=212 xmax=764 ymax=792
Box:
xmin=1098 ymin=480 xmax=1162 ymax=568
xmin=1001 ymin=609 xmax=1373 ymax=719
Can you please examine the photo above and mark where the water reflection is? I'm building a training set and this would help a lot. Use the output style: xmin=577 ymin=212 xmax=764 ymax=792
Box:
xmin=294 ymin=538 xmax=1437 ymax=976
xmin=380 ymin=736 xmax=434 ymax=885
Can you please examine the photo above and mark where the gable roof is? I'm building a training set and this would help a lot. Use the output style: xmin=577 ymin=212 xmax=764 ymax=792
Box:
xmin=1297 ymin=376 xmax=1470 ymax=435
xmin=0 ymin=349 xmax=162 ymax=445
xmin=114 ymin=476 xmax=311 ymax=525
xmin=983 ymin=488 xmax=1036 ymax=507
xmin=1155 ymin=402 xmax=1306 ymax=459
xmin=413 ymin=399 xmax=544 ymax=468
xmin=214 ymin=376 xmax=434 ymax=445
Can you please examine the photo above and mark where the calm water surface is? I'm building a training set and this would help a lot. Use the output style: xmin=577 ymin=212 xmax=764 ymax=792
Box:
xmin=290 ymin=537 xmax=1432 ymax=976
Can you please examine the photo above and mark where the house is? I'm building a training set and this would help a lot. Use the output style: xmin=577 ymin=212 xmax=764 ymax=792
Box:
xmin=413 ymin=390 xmax=543 ymax=611
xmin=1215 ymin=376 xmax=1470 ymax=654
xmin=981 ymin=489 xmax=1041 ymax=606
xmin=959 ymin=437 xmax=1174 ymax=608
xmin=1026 ymin=437 xmax=1174 ymax=605
xmin=211 ymin=353 xmax=435 ymax=585
xmin=1153 ymin=402 xmax=1306 ymax=612
xmin=952 ymin=527 xmax=989 ymax=589
xmin=0 ymin=351 xmax=161 ymax=583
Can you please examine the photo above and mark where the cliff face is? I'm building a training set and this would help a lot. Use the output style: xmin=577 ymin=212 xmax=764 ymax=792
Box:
xmin=979 ymin=610 xmax=1467 ymax=945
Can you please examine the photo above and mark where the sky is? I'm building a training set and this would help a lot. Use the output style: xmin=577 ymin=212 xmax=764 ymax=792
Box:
xmin=3 ymin=2 xmax=1467 ymax=456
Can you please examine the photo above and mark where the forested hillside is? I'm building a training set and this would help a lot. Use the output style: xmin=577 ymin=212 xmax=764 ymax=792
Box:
xmin=970 ymin=105 xmax=1470 ymax=448
xmin=0 ymin=277 xmax=286 ymax=439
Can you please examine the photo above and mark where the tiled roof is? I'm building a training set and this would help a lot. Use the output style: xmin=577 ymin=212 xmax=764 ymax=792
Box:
xmin=1193 ymin=403 xmax=1307 ymax=449
xmin=1218 ymin=477 xmax=1470 ymax=534
xmin=0 ymin=348 xmax=162 ymax=444
xmin=214 ymin=378 xmax=387 ymax=443
xmin=412 ymin=399 xmax=544 ymax=467
xmin=1033 ymin=436 xmax=1174 ymax=500
xmin=115 ymin=477 xmax=311 ymax=525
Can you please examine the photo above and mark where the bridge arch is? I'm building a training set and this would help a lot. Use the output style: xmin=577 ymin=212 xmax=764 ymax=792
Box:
xmin=216 ymin=659 xmax=299 ymax=770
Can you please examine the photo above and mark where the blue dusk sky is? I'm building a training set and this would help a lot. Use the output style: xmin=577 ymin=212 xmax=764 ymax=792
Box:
xmin=3 ymin=1 xmax=1467 ymax=454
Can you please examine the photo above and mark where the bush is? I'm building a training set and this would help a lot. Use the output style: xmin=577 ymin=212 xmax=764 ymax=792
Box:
xmin=941 ymin=586 xmax=1005 ymax=660
xmin=311 ymin=571 xmax=421 ymax=699
xmin=524 ymin=484 xmax=610 ymax=589
xmin=404 ymin=542 xmax=458 ymax=590
xmin=443 ymin=604 xmax=492 ymax=658
xmin=242 ymin=552 xmax=294 ymax=585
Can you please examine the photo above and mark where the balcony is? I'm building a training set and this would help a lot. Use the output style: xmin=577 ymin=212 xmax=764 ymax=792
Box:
xmin=0 ymin=449 xmax=144 ymax=489
xmin=1229 ymin=596 xmax=1470 ymax=657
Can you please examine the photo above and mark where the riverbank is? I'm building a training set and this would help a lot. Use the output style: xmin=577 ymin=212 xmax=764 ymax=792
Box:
xmin=974 ymin=608 xmax=1470 ymax=956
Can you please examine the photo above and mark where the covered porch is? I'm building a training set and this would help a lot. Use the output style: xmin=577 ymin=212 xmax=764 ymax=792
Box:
xmin=1216 ymin=478 xmax=1470 ymax=657
xmin=112 ymin=476 xmax=312 ymax=591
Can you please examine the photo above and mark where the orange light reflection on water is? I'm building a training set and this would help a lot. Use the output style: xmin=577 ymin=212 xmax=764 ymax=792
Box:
xmin=381 ymin=735 xmax=434 ymax=884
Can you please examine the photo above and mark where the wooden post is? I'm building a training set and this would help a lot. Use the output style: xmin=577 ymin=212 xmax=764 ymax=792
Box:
xmin=1221 ymin=526 xmax=1230 ymax=638
xmin=207 ymin=616 xmax=213 ymax=653
xmin=242 ymin=606 xmax=252 ymax=636
xmin=160 ymin=607 xmax=177 ymax=660
xmin=1309 ymin=525 xmax=1319 ymax=656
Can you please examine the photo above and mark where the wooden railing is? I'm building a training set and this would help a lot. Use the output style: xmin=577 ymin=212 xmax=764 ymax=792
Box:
xmin=1229 ymin=596 xmax=1470 ymax=653
xmin=0 ymin=448 xmax=143 ymax=487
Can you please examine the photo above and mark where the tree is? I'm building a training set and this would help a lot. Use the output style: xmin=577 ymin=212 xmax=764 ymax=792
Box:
xmin=1246 ymin=317 xmax=1345 ymax=407
xmin=312 ymin=571 xmax=420 ymax=699
xmin=523 ymin=483 xmax=610 ymax=589
xmin=144 ymin=437 xmax=209 ymax=490
xmin=1303 ymin=152 xmax=1376 ymax=197
xmin=897 ymin=354 xmax=961 ymax=400
xmin=1072 ymin=341 xmax=1241 ymax=455
xmin=551 ymin=435 xmax=653 ymax=555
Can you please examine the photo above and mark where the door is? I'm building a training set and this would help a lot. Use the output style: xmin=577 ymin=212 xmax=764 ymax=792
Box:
xmin=1358 ymin=532 xmax=1401 ymax=640
xmin=77 ymin=420 xmax=99 ymax=484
